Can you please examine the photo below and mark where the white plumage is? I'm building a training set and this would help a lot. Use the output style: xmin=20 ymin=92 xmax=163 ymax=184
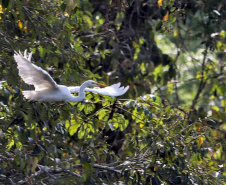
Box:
xmin=14 ymin=50 xmax=129 ymax=102
xmin=68 ymin=82 xmax=129 ymax=97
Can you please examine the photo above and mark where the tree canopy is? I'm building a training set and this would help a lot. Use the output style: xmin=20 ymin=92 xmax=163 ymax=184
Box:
xmin=0 ymin=0 xmax=226 ymax=184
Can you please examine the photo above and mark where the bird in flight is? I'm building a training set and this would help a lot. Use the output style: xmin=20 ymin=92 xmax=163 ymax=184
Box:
xmin=14 ymin=50 xmax=129 ymax=102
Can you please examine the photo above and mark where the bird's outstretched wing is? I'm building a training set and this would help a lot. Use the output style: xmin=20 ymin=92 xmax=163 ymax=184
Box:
xmin=68 ymin=83 xmax=129 ymax=97
xmin=14 ymin=50 xmax=58 ymax=91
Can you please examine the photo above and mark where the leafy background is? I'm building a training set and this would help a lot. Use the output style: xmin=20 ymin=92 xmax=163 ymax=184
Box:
xmin=0 ymin=0 xmax=225 ymax=184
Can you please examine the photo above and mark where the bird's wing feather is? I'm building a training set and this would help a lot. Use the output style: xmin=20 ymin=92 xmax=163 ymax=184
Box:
xmin=68 ymin=83 xmax=129 ymax=97
xmin=68 ymin=86 xmax=80 ymax=93
xmin=14 ymin=50 xmax=58 ymax=91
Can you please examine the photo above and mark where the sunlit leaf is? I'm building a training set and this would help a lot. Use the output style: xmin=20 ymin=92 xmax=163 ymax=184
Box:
xmin=18 ymin=20 xmax=22 ymax=30
xmin=38 ymin=46 xmax=46 ymax=58
xmin=198 ymin=136 xmax=204 ymax=147
xmin=69 ymin=121 xmax=80 ymax=136
xmin=163 ymin=11 xmax=169 ymax=21
xmin=157 ymin=0 xmax=163 ymax=8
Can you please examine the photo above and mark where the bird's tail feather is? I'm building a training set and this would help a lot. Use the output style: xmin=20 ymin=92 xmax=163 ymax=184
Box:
xmin=22 ymin=91 xmax=37 ymax=101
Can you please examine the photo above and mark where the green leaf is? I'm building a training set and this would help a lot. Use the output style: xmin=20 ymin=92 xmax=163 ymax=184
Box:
xmin=97 ymin=109 xmax=109 ymax=120
xmin=15 ymin=0 xmax=25 ymax=19
xmin=78 ymin=127 xmax=85 ymax=139
xmin=38 ymin=46 xmax=46 ymax=58
xmin=69 ymin=121 xmax=80 ymax=136
xmin=155 ymin=21 xmax=163 ymax=31
xmin=82 ymin=161 xmax=91 ymax=171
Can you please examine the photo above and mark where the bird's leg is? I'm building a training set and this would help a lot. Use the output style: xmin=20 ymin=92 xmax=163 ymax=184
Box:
xmin=31 ymin=102 xmax=46 ymax=128
xmin=5 ymin=115 xmax=24 ymax=132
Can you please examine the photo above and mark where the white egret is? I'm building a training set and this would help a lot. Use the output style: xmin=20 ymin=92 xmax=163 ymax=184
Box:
xmin=14 ymin=50 xmax=129 ymax=102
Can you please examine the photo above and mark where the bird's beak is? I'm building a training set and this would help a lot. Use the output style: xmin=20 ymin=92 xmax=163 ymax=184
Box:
xmin=95 ymin=82 xmax=108 ymax=87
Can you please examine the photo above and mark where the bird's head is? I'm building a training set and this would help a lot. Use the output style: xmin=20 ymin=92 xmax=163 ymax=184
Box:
xmin=86 ymin=80 xmax=108 ymax=87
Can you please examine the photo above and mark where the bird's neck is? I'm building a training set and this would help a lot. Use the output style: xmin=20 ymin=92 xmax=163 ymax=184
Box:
xmin=67 ymin=81 xmax=87 ymax=102
xmin=79 ymin=81 xmax=88 ymax=93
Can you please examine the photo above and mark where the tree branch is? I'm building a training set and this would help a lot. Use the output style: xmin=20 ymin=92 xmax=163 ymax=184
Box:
xmin=187 ymin=49 xmax=208 ymax=122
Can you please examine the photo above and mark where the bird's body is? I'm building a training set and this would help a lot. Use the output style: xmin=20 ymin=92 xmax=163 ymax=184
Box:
xmin=14 ymin=50 xmax=129 ymax=102
xmin=22 ymin=85 xmax=83 ymax=102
